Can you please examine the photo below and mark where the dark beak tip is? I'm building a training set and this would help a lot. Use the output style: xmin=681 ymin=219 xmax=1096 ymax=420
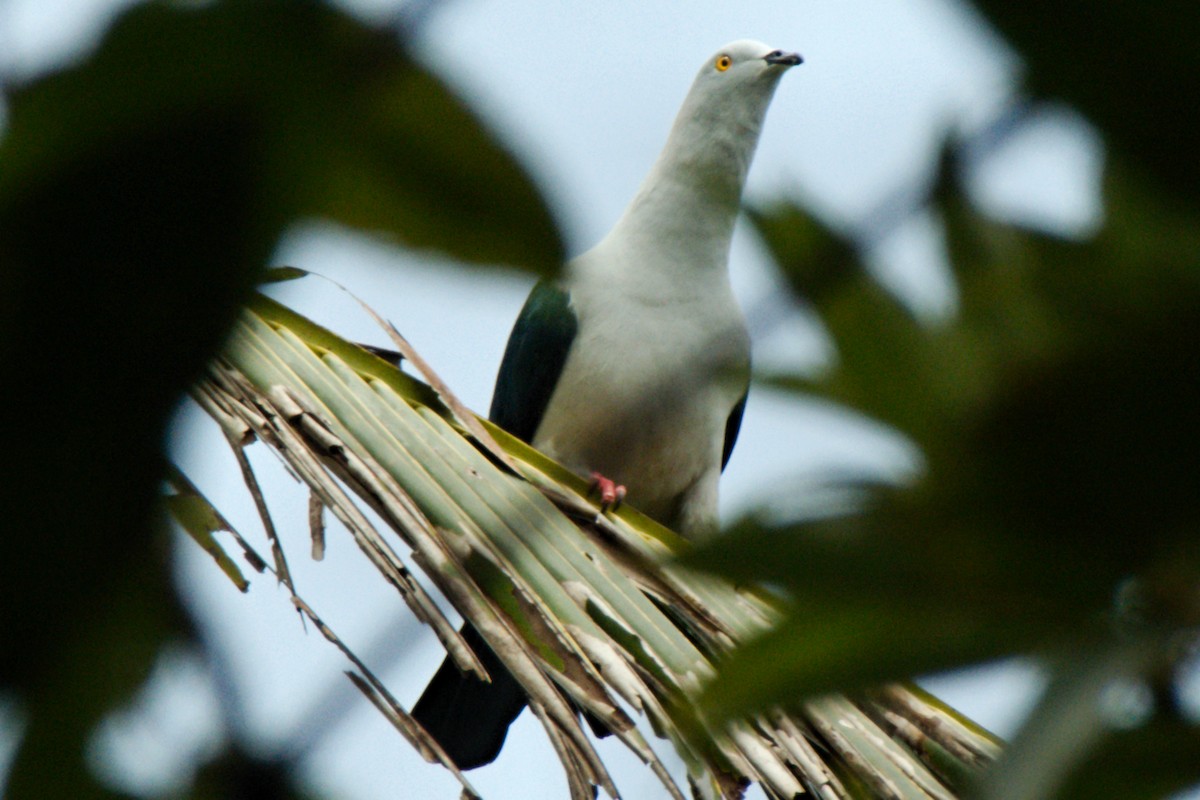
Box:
xmin=766 ymin=51 xmax=804 ymax=67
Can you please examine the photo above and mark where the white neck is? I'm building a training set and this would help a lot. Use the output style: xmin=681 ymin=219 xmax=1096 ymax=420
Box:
xmin=601 ymin=79 xmax=778 ymax=274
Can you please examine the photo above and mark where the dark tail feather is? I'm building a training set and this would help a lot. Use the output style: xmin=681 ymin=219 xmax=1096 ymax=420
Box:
xmin=412 ymin=625 xmax=528 ymax=769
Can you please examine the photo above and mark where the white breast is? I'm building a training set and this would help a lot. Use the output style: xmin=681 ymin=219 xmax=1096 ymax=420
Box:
xmin=532 ymin=247 xmax=749 ymax=535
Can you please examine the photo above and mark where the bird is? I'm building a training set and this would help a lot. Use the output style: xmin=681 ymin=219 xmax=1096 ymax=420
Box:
xmin=413 ymin=39 xmax=802 ymax=770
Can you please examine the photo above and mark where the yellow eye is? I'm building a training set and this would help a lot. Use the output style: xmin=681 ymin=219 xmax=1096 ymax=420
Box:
xmin=715 ymin=55 xmax=732 ymax=72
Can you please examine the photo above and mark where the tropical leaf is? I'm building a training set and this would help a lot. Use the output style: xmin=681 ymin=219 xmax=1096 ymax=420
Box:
xmin=687 ymin=145 xmax=1200 ymax=797
xmin=962 ymin=0 xmax=1200 ymax=207
xmin=0 ymin=3 xmax=561 ymax=793
xmin=177 ymin=292 xmax=1001 ymax=799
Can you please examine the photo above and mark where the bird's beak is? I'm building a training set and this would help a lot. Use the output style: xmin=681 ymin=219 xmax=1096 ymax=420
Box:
xmin=764 ymin=50 xmax=803 ymax=67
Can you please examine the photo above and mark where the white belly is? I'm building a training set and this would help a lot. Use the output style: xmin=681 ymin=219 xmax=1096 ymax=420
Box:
xmin=532 ymin=275 xmax=749 ymax=534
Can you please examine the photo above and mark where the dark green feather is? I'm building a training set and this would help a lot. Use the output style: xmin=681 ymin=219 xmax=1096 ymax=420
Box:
xmin=413 ymin=281 xmax=581 ymax=768
xmin=488 ymin=280 xmax=578 ymax=442
xmin=722 ymin=391 xmax=747 ymax=471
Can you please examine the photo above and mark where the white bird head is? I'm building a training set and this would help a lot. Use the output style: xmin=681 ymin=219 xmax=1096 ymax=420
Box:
xmin=649 ymin=40 xmax=802 ymax=200
xmin=673 ymin=39 xmax=803 ymax=157
xmin=596 ymin=39 xmax=802 ymax=272
xmin=689 ymin=39 xmax=804 ymax=96
xmin=616 ymin=40 xmax=801 ymax=240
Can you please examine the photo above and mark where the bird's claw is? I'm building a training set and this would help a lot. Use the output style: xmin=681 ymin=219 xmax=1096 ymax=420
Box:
xmin=588 ymin=471 xmax=627 ymax=513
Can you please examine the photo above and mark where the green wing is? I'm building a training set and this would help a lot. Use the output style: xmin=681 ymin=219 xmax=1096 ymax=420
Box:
xmin=413 ymin=281 xmax=578 ymax=768
xmin=721 ymin=390 xmax=747 ymax=471
xmin=488 ymin=281 xmax=578 ymax=442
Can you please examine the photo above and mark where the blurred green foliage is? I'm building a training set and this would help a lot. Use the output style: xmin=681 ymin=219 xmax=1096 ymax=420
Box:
xmin=1 ymin=0 xmax=1196 ymax=797
xmin=966 ymin=0 xmax=1200 ymax=208
xmin=694 ymin=154 xmax=1200 ymax=728
xmin=688 ymin=3 xmax=1200 ymax=795
xmin=0 ymin=1 xmax=559 ymax=797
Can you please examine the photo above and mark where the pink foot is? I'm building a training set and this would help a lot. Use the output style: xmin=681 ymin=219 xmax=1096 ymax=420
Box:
xmin=589 ymin=471 xmax=627 ymax=512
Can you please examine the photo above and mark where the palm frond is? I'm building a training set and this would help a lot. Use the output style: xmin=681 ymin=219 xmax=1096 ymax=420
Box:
xmin=174 ymin=293 xmax=1000 ymax=799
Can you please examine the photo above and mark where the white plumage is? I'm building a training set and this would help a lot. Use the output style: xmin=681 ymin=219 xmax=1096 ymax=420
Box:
xmin=533 ymin=39 xmax=800 ymax=536
xmin=414 ymin=39 xmax=801 ymax=768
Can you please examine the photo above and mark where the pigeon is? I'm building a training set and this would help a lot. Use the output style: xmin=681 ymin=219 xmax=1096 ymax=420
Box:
xmin=414 ymin=39 xmax=801 ymax=769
